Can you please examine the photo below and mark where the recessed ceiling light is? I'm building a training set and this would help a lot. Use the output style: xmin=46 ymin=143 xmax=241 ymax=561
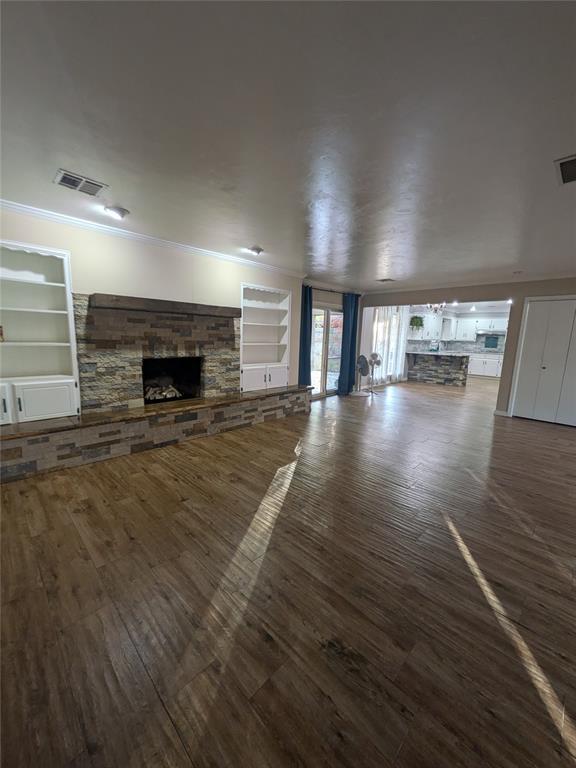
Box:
xmin=103 ymin=205 xmax=130 ymax=220
xmin=507 ymin=298 xmax=513 ymax=304
xmin=470 ymin=305 xmax=477 ymax=312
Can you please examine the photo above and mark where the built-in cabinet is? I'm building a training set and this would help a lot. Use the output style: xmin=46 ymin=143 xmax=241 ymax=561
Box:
xmin=0 ymin=242 xmax=80 ymax=423
xmin=240 ymin=284 xmax=290 ymax=392
xmin=512 ymin=298 xmax=575 ymax=426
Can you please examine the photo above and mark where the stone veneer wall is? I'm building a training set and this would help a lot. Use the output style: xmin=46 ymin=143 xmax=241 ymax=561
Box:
xmin=406 ymin=354 xmax=469 ymax=386
xmin=73 ymin=294 xmax=240 ymax=412
xmin=1 ymin=389 xmax=310 ymax=482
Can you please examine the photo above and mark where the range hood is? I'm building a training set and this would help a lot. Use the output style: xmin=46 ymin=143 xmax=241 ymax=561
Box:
xmin=476 ymin=329 xmax=506 ymax=335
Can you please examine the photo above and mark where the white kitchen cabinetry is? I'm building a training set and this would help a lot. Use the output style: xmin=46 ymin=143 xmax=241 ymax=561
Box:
xmin=475 ymin=316 xmax=508 ymax=334
xmin=441 ymin=317 xmax=456 ymax=341
xmin=240 ymin=285 xmax=290 ymax=392
xmin=512 ymin=298 xmax=576 ymax=426
xmin=422 ymin=313 xmax=443 ymax=340
xmin=456 ymin=318 xmax=478 ymax=340
xmin=0 ymin=241 xmax=80 ymax=422
xmin=468 ymin=355 xmax=503 ymax=377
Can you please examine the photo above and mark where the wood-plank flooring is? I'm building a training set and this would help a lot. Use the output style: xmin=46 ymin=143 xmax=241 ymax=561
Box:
xmin=2 ymin=377 xmax=575 ymax=767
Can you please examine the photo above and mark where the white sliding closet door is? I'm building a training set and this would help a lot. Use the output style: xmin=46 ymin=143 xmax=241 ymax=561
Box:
xmin=512 ymin=299 xmax=576 ymax=423
xmin=556 ymin=320 xmax=576 ymax=426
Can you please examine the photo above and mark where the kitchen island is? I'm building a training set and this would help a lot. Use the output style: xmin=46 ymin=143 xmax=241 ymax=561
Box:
xmin=406 ymin=352 xmax=469 ymax=386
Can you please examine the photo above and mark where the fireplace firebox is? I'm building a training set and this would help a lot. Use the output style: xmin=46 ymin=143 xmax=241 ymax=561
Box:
xmin=142 ymin=356 xmax=203 ymax=404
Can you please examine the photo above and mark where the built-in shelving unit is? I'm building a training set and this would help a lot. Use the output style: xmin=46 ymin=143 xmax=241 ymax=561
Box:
xmin=240 ymin=284 xmax=290 ymax=391
xmin=0 ymin=241 xmax=80 ymax=423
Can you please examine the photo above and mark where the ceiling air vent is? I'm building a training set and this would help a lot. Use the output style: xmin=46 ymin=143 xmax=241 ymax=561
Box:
xmin=54 ymin=169 xmax=108 ymax=196
xmin=378 ymin=278 xmax=396 ymax=283
xmin=555 ymin=155 xmax=576 ymax=185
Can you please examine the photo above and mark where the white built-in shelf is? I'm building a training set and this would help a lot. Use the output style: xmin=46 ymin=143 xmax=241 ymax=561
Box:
xmin=243 ymin=322 xmax=288 ymax=327
xmin=241 ymin=284 xmax=291 ymax=381
xmin=243 ymin=300 xmax=288 ymax=311
xmin=0 ymin=244 xmax=79 ymax=391
xmin=0 ymin=307 xmax=68 ymax=314
xmin=0 ymin=276 xmax=66 ymax=288
xmin=1 ymin=342 xmax=71 ymax=347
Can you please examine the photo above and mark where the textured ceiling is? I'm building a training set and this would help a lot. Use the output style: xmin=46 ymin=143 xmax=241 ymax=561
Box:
xmin=1 ymin=1 xmax=575 ymax=291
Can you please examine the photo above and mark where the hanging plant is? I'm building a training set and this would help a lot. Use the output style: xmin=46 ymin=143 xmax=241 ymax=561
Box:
xmin=409 ymin=315 xmax=424 ymax=329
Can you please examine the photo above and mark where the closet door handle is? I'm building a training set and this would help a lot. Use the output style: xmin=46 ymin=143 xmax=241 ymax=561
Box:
xmin=269 ymin=373 xmax=271 ymax=382
xmin=2 ymin=398 xmax=6 ymax=414
xmin=17 ymin=397 xmax=22 ymax=412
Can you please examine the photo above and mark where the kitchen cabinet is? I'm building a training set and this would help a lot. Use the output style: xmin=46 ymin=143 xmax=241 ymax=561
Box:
xmin=468 ymin=355 xmax=502 ymax=378
xmin=475 ymin=316 xmax=508 ymax=333
xmin=456 ymin=318 xmax=478 ymax=341
xmin=422 ymin=313 xmax=443 ymax=340
xmin=441 ymin=317 xmax=456 ymax=341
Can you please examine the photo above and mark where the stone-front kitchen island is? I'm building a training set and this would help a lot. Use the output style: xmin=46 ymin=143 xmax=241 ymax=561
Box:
xmin=406 ymin=352 xmax=469 ymax=386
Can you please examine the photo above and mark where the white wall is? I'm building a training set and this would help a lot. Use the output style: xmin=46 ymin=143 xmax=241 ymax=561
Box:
xmin=1 ymin=207 xmax=303 ymax=384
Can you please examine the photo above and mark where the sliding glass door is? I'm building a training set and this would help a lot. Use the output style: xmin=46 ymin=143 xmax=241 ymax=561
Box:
xmin=311 ymin=308 xmax=343 ymax=396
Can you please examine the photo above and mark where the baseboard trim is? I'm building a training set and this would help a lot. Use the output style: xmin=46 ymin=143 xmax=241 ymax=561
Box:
xmin=493 ymin=409 xmax=510 ymax=417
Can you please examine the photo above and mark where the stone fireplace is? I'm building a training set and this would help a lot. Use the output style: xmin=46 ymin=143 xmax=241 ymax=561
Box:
xmin=142 ymin=356 xmax=203 ymax=404
xmin=74 ymin=293 xmax=241 ymax=412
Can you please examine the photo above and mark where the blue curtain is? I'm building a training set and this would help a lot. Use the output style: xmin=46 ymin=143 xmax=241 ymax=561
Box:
xmin=338 ymin=293 xmax=360 ymax=395
xmin=298 ymin=285 xmax=313 ymax=386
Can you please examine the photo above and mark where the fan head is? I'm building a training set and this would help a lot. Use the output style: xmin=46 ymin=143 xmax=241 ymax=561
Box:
xmin=356 ymin=354 xmax=369 ymax=376
xmin=369 ymin=352 xmax=382 ymax=367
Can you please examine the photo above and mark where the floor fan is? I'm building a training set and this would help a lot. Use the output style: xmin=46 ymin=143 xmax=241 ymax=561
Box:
xmin=351 ymin=355 xmax=371 ymax=396
xmin=368 ymin=353 xmax=384 ymax=394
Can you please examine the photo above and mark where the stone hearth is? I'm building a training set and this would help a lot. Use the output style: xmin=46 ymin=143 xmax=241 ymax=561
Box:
xmin=74 ymin=294 xmax=241 ymax=412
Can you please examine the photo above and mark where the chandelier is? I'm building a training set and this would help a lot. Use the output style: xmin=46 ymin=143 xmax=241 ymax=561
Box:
xmin=426 ymin=302 xmax=447 ymax=314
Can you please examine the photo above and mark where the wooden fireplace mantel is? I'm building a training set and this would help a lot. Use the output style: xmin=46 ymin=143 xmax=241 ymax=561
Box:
xmin=89 ymin=293 xmax=241 ymax=318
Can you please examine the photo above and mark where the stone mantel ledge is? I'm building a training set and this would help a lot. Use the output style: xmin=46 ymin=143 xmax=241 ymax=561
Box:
xmin=89 ymin=293 xmax=241 ymax=318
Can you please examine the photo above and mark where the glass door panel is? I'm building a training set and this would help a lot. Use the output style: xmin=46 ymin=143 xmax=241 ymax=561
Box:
xmin=326 ymin=311 xmax=343 ymax=392
xmin=310 ymin=308 xmax=343 ymax=396
xmin=311 ymin=309 xmax=326 ymax=395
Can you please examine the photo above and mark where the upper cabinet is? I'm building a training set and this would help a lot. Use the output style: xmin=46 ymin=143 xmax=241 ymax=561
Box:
xmin=0 ymin=242 xmax=80 ymax=422
xmin=455 ymin=317 xmax=478 ymax=340
xmin=240 ymin=284 xmax=290 ymax=392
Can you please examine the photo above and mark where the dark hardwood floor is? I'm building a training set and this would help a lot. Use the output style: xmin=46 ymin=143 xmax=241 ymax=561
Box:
xmin=2 ymin=378 xmax=575 ymax=767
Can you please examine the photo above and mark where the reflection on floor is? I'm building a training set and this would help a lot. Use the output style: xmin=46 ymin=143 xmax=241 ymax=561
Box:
xmin=2 ymin=379 xmax=575 ymax=766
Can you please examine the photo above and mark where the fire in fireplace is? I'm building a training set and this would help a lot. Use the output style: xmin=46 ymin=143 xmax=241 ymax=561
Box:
xmin=142 ymin=356 xmax=203 ymax=405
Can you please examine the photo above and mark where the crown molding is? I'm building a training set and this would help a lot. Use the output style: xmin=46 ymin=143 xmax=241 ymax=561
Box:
xmin=0 ymin=199 xmax=306 ymax=279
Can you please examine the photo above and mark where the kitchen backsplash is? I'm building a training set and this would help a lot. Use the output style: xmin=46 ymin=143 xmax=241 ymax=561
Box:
xmin=406 ymin=336 xmax=506 ymax=354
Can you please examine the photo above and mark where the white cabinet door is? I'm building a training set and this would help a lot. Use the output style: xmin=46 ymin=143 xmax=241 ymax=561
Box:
xmin=267 ymin=365 xmax=289 ymax=388
xmin=456 ymin=318 xmax=477 ymax=340
xmin=441 ymin=318 xmax=455 ymax=340
xmin=423 ymin=313 xmax=442 ymax=339
xmin=13 ymin=379 xmax=77 ymax=422
xmin=483 ymin=357 xmax=500 ymax=377
xmin=490 ymin=317 xmax=508 ymax=332
xmin=242 ymin=366 xmax=267 ymax=392
xmin=513 ymin=299 xmax=576 ymax=422
xmin=0 ymin=382 xmax=14 ymax=424
xmin=556 ymin=320 xmax=576 ymax=426
xmin=468 ymin=357 xmax=484 ymax=375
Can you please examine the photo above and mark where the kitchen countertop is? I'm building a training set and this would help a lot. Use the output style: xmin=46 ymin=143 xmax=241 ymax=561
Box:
xmin=405 ymin=351 xmax=470 ymax=357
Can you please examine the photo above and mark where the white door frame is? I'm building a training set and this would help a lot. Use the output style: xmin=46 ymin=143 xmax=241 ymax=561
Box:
xmin=508 ymin=294 xmax=576 ymax=417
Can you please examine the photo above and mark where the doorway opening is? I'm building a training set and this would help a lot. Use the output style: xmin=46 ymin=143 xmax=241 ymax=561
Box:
xmin=311 ymin=307 xmax=343 ymax=396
